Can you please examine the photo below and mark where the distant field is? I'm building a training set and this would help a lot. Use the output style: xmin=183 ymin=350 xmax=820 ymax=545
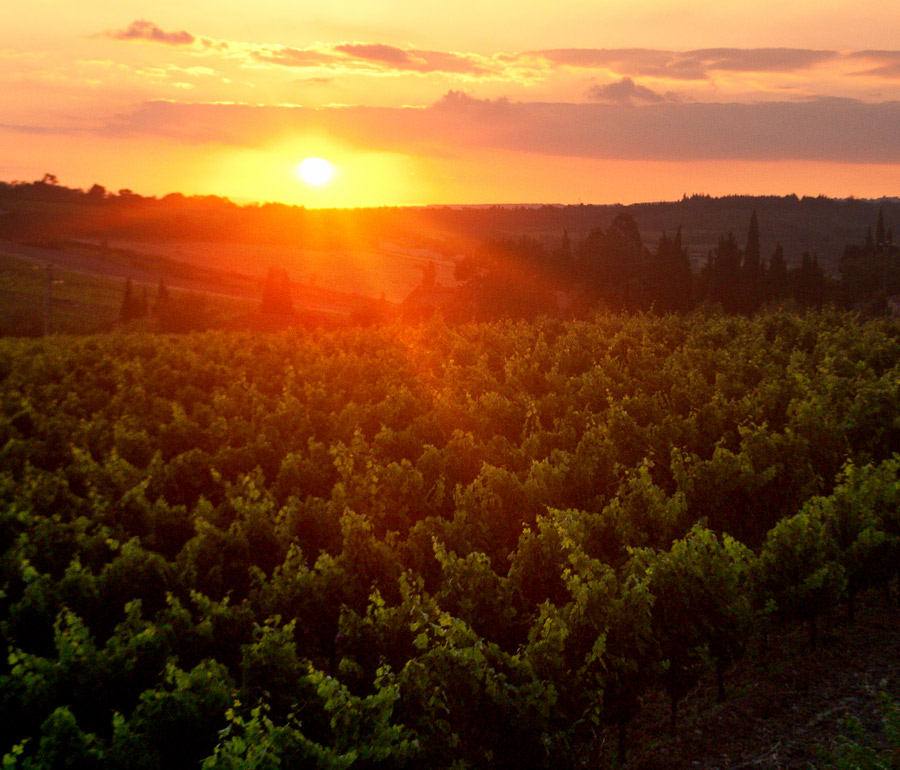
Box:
xmin=0 ymin=250 xmax=125 ymax=334
xmin=105 ymin=239 xmax=460 ymax=303
xmin=0 ymin=249 xmax=254 ymax=335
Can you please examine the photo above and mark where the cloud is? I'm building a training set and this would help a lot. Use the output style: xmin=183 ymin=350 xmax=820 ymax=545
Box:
xmin=686 ymin=48 xmax=836 ymax=73
xmin=251 ymin=46 xmax=340 ymax=69
xmin=0 ymin=122 xmax=69 ymax=135
xmin=587 ymin=77 xmax=676 ymax=104
xmin=99 ymin=94 xmax=900 ymax=165
xmin=535 ymin=47 xmax=838 ymax=81
xmin=334 ymin=43 xmax=416 ymax=67
xmin=847 ymin=51 xmax=900 ymax=78
xmin=105 ymin=20 xmax=196 ymax=46
xmin=99 ymin=23 xmax=505 ymax=79
xmin=94 ymin=24 xmax=900 ymax=91
xmin=432 ymin=90 xmax=511 ymax=112
xmin=253 ymin=42 xmax=493 ymax=76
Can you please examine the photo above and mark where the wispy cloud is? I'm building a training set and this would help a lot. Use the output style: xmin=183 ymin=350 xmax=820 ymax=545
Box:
xmin=100 ymin=22 xmax=900 ymax=93
xmin=335 ymin=43 xmax=491 ymax=75
xmin=252 ymin=42 xmax=495 ymax=77
xmin=96 ymin=24 xmax=900 ymax=108
xmin=534 ymin=47 xmax=838 ymax=80
xmin=104 ymin=20 xmax=196 ymax=46
xmin=104 ymin=21 xmax=499 ymax=78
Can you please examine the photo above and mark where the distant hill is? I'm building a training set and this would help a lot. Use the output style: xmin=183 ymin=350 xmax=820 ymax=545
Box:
xmin=2 ymin=179 xmax=896 ymax=277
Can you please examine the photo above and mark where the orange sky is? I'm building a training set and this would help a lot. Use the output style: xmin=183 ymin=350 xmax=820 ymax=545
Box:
xmin=3 ymin=1 xmax=900 ymax=206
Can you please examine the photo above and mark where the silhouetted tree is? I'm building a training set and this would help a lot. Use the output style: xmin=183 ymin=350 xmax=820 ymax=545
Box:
xmin=260 ymin=267 xmax=293 ymax=315
xmin=120 ymin=279 xmax=141 ymax=322
xmin=840 ymin=212 xmax=900 ymax=311
xmin=576 ymin=213 xmax=646 ymax=310
xmin=138 ymin=287 xmax=148 ymax=317
xmin=154 ymin=280 xmax=170 ymax=315
xmin=709 ymin=232 xmax=742 ymax=313
xmin=649 ymin=228 xmax=693 ymax=313
xmin=794 ymin=252 xmax=825 ymax=308
xmin=559 ymin=229 xmax=571 ymax=261
xmin=765 ymin=243 xmax=790 ymax=301
xmin=552 ymin=229 xmax=577 ymax=288
xmin=741 ymin=211 xmax=763 ymax=313
xmin=454 ymin=236 xmax=555 ymax=320
xmin=865 ymin=227 xmax=875 ymax=254
xmin=86 ymin=184 xmax=106 ymax=204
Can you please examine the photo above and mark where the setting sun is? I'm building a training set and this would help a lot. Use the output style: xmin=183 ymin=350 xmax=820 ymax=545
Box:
xmin=297 ymin=157 xmax=334 ymax=186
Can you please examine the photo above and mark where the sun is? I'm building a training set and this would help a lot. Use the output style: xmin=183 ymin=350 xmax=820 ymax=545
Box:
xmin=297 ymin=157 xmax=334 ymax=186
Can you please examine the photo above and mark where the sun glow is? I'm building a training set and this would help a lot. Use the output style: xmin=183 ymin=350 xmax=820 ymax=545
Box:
xmin=200 ymin=139 xmax=426 ymax=207
xmin=297 ymin=157 xmax=334 ymax=186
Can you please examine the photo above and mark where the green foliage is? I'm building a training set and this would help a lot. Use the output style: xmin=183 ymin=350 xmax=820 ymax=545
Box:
xmin=756 ymin=509 xmax=847 ymax=639
xmin=3 ymin=312 xmax=900 ymax=767
xmin=813 ymin=692 xmax=900 ymax=770
xmin=12 ymin=706 xmax=103 ymax=770
xmin=630 ymin=525 xmax=753 ymax=709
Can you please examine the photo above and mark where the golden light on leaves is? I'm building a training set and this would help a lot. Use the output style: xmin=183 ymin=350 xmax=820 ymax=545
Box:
xmin=297 ymin=157 xmax=334 ymax=186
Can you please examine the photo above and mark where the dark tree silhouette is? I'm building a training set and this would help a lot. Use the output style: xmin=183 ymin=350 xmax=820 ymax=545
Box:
xmin=794 ymin=252 xmax=825 ymax=308
xmin=576 ymin=213 xmax=646 ymax=310
xmin=154 ymin=280 xmax=170 ymax=315
xmin=649 ymin=228 xmax=693 ymax=313
xmin=840 ymin=211 xmax=900 ymax=311
xmin=765 ymin=243 xmax=790 ymax=301
xmin=454 ymin=236 xmax=555 ymax=320
xmin=120 ymin=279 xmax=141 ymax=322
xmin=552 ymin=229 xmax=577 ymax=288
xmin=138 ymin=287 xmax=148 ymax=317
xmin=708 ymin=232 xmax=743 ymax=313
xmin=260 ymin=267 xmax=294 ymax=316
xmin=742 ymin=211 xmax=763 ymax=313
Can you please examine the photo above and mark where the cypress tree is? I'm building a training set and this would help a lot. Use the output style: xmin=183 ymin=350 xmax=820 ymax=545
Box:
xmin=120 ymin=278 xmax=138 ymax=322
xmin=744 ymin=211 xmax=760 ymax=268
xmin=795 ymin=252 xmax=825 ymax=308
xmin=153 ymin=280 xmax=171 ymax=318
xmin=650 ymin=228 xmax=693 ymax=313
xmin=672 ymin=228 xmax=694 ymax=312
xmin=742 ymin=211 xmax=763 ymax=312
xmin=261 ymin=267 xmax=294 ymax=315
xmin=766 ymin=243 xmax=789 ymax=301
xmin=712 ymin=232 xmax=742 ymax=313
xmin=138 ymin=287 xmax=148 ymax=317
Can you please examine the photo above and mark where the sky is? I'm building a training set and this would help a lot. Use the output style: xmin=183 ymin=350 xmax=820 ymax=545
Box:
xmin=3 ymin=1 xmax=900 ymax=206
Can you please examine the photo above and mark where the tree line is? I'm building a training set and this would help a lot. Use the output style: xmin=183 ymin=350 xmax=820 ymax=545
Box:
xmin=448 ymin=208 xmax=890 ymax=321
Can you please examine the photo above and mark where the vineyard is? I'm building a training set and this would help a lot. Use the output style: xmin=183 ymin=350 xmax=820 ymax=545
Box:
xmin=2 ymin=310 xmax=900 ymax=768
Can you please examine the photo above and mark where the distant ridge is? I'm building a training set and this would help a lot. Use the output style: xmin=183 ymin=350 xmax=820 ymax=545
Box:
xmin=2 ymin=179 xmax=897 ymax=275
